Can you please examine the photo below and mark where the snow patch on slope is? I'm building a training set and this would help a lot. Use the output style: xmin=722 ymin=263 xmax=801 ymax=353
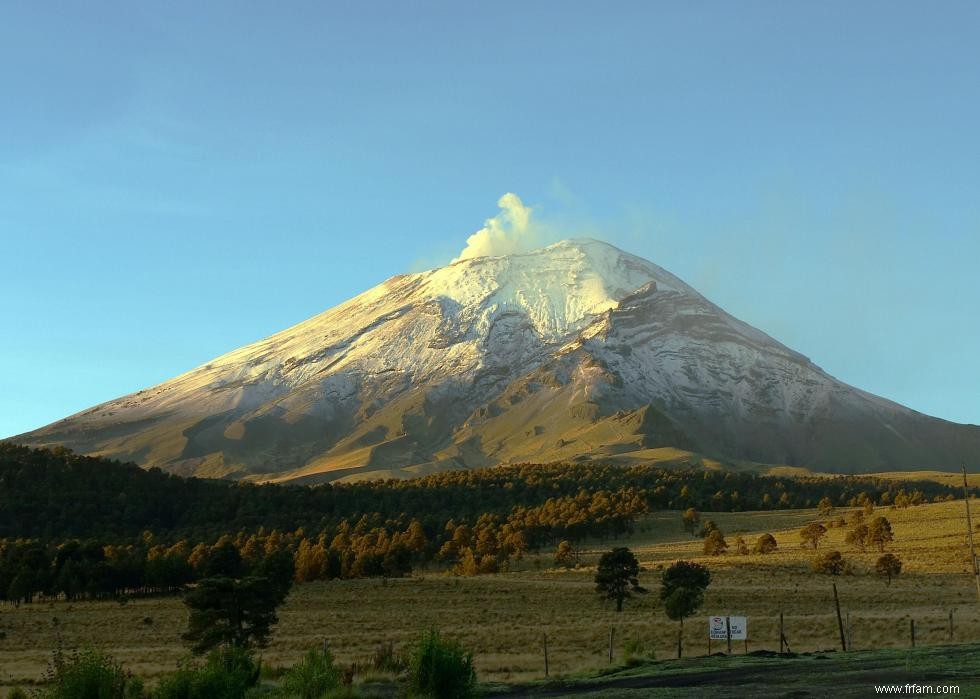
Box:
xmin=424 ymin=238 xmax=686 ymax=340
xmin=79 ymin=239 xmax=673 ymax=420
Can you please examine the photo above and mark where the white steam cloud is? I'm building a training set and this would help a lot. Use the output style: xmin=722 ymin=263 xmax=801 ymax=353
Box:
xmin=453 ymin=193 xmax=541 ymax=262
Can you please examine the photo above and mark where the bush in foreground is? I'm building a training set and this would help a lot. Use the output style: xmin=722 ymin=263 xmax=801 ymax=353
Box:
xmin=622 ymin=637 xmax=654 ymax=666
xmin=276 ymin=646 xmax=342 ymax=698
xmin=371 ymin=641 xmax=407 ymax=674
xmin=37 ymin=646 xmax=136 ymax=699
xmin=408 ymin=631 xmax=476 ymax=699
xmin=155 ymin=645 xmax=260 ymax=699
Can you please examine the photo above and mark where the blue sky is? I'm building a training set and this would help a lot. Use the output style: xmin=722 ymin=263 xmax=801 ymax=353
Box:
xmin=2 ymin=1 xmax=979 ymax=438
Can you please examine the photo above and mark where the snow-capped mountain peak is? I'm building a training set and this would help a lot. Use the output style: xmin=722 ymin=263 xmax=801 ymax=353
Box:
xmin=18 ymin=238 xmax=980 ymax=482
xmin=420 ymin=238 xmax=690 ymax=340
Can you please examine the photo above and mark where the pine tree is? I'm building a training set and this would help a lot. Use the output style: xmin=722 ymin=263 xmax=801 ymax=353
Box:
xmin=595 ymin=547 xmax=645 ymax=612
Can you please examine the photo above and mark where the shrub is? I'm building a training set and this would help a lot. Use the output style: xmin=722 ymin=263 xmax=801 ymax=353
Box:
xmin=697 ymin=520 xmax=719 ymax=538
xmin=553 ymin=540 xmax=576 ymax=568
xmin=38 ymin=647 xmax=131 ymax=699
xmin=812 ymin=550 xmax=846 ymax=576
xmin=125 ymin=677 xmax=145 ymax=699
xmin=408 ymin=631 xmax=476 ymax=699
xmin=277 ymin=647 xmax=341 ymax=699
xmin=371 ymin=641 xmax=406 ymax=673
xmin=702 ymin=529 xmax=728 ymax=556
xmin=622 ymin=637 xmax=653 ymax=666
xmin=155 ymin=646 xmax=260 ymax=699
xmin=681 ymin=508 xmax=700 ymax=536
xmin=753 ymin=534 xmax=778 ymax=554
xmin=9 ymin=688 xmax=28 ymax=699
xmin=875 ymin=553 xmax=903 ymax=586
xmin=800 ymin=523 xmax=827 ymax=550
xmin=818 ymin=497 xmax=834 ymax=516
xmin=155 ymin=670 xmax=197 ymax=699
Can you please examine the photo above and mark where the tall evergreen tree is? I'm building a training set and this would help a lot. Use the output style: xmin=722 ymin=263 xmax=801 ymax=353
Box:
xmin=595 ymin=547 xmax=645 ymax=612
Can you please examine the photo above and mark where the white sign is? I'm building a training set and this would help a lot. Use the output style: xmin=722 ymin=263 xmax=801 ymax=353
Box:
xmin=708 ymin=615 xmax=747 ymax=640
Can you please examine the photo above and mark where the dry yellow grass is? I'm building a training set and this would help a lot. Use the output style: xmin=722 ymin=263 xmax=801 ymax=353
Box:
xmin=2 ymin=499 xmax=979 ymax=693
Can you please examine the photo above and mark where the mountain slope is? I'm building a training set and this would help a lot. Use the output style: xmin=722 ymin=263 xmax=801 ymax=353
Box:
xmin=16 ymin=239 xmax=980 ymax=482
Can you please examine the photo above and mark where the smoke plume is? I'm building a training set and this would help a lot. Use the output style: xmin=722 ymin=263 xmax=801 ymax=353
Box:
xmin=453 ymin=193 xmax=541 ymax=262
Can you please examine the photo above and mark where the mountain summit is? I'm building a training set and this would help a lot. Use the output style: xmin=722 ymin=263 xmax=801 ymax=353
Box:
xmin=17 ymin=239 xmax=980 ymax=482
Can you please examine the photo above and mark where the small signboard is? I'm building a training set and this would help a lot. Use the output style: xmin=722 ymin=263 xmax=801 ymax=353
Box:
xmin=708 ymin=615 xmax=747 ymax=640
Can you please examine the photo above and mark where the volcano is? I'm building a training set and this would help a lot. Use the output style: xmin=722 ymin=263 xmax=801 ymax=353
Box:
xmin=16 ymin=238 xmax=980 ymax=482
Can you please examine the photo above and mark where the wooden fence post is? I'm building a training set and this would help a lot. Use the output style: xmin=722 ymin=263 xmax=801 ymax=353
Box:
xmin=779 ymin=611 xmax=785 ymax=654
xmin=608 ymin=627 xmax=614 ymax=664
xmin=949 ymin=609 xmax=954 ymax=642
xmin=726 ymin=615 xmax=732 ymax=655
xmin=910 ymin=619 xmax=915 ymax=648
xmin=833 ymin=583 xmax=847 ymax=652
xmin=962 ymin=467 xmax=980 ymax=601
xmin=543 ymin=633 xmax=549 ymax=677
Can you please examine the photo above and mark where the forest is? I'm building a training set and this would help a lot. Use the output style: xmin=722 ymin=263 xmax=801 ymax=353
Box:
xmin=0 ymin=442 xmax=966 ymax=604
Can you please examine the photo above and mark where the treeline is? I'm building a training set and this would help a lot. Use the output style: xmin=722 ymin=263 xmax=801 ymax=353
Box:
xmin=0 ymin=488 xmax=644 ymax=603
xmin=0 ymin=535 xmax=288 ymax=605
xmin=0 ymin=443 xmax=967 ymax=543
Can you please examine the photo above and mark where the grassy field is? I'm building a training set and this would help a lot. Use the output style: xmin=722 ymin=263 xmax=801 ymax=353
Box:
xmin=2 ymin=499 xmax=979 ymax=695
